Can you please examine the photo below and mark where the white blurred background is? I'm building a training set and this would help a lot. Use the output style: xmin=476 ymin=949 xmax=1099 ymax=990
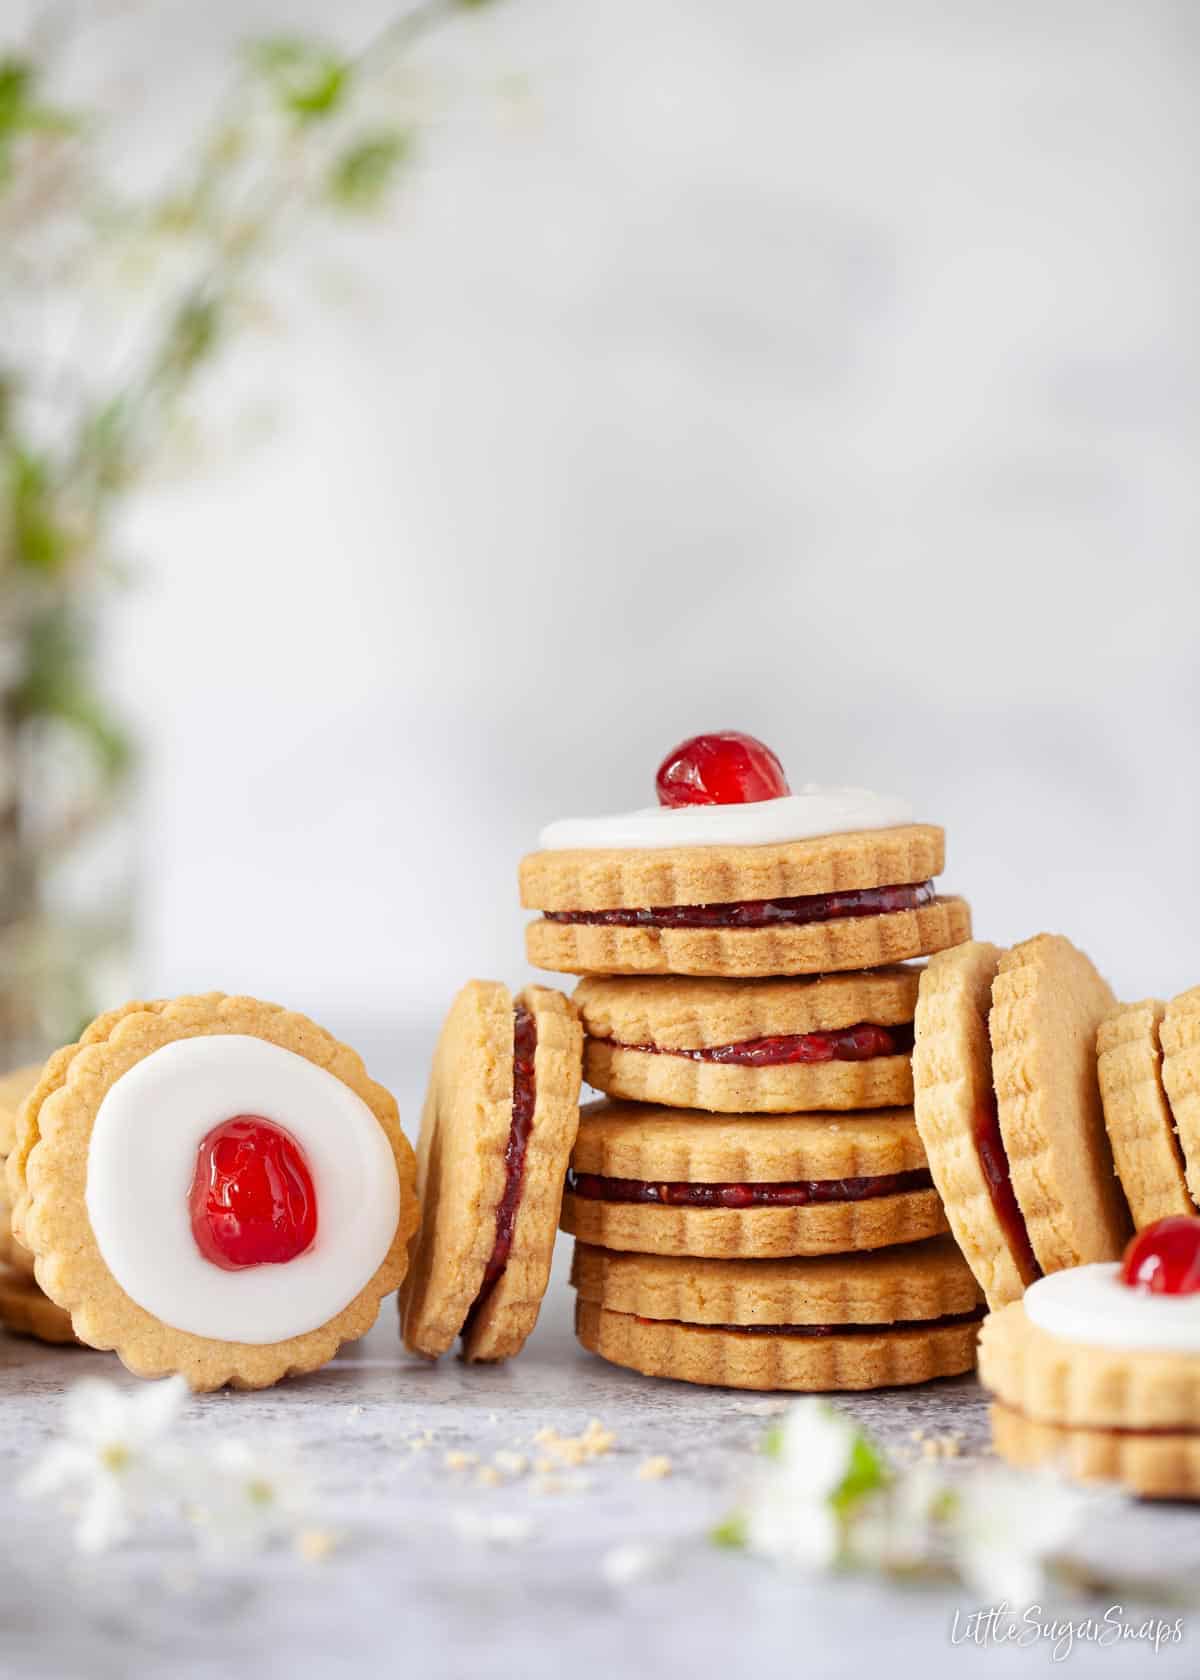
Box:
xmin=68 ymin=0 xmax=1200 ymax=1113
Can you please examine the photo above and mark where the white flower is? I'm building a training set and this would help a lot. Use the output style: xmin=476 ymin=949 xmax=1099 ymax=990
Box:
xmin=20 ymin=1375 xmax=189 ymax=1553
xmin=739 ymin=1399 xmax=861 ymax=1571
xmin=949 ymin=1466 xmax=1099 ymax=1605
xmin=771 ymin=1399 xmax=860 ymax=1498
xmin=743 ymin=1480 xmax=841 ymax=1570
xmin=185 ymin=1437 xmax=311 ymax=1557
xmin=601 ymin=1541 xmax=671 ymax=1587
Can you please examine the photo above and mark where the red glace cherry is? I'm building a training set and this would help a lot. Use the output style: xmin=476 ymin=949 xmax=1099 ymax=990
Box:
xmin=655 ymin=732 xmax=790 ymax=808
xmin=1119 ymin=1215 xmax=1200 ymax=1296
xmin=189 ymin=1116 xmax=317 ymax=1271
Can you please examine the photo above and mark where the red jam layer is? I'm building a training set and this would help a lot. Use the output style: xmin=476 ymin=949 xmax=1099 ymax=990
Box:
xmin=974 ymin=1093 xmax=1041 ymax=1280
xmin=566 ymin=1167 xmax=933 ymax=1209
xmin=461 ymin=1006 xmax=537 ymax=1335
xmin=607 ymin=1021 xmax=913 ymax=1067
xmin=634 ymin=1305 xmax=986 ymax=1338
xmin=545 ymin=881 xmax=934 ymax=930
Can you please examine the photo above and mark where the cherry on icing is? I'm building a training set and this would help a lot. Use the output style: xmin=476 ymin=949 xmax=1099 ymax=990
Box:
xmin=1119 ymin=1215 xmax=1200 ymax=1296
xmin=189 ymin=1115 xmax=317 ymax=1271
xmin=655 ymin=732 xmax=790 ymax=808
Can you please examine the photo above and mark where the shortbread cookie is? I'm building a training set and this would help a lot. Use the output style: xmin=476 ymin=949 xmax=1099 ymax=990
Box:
xmin=913 ymin=943 xmax=1037 ymax=1309
xmin=980 ymin=1230 xmax=1200 ymax=1499
xmin=990 ymin=1405 xmax=1200 ymax=1500
xmin=576 ymin=970 xmax=917 ymax=1113
xmin=561 ymin=1100 xmax=946 ymax=1257
xmin=0 ymin=1266 xmax=80 ymax=1345
xmin=6 ymin=995 xmax=419 ymax=1391
xmin=1161 ymin=988 xmax=1200 ymax=1207
xmin=0 ymin=1063 xmax=40 ymax=1158
xmin=572 ymin=1236 xmax=982 ymax=1391
xmin=401 ymin=981 xmax=582 ymax=1362
xmin=1098 ymin=1002 xmax=1194 ymax=1228
xmin=0 ymin=1189 xmax=35 ymax=1279
xmin=522 ymin=824 xmax=946 ymax=913
xmin=570 ymin=1233 xmax=980 ymax=1325
xmin=990 ymin=934 xmax=1129 ymax=1272
xmin=528 ymin=898 xmax=970 ymax=979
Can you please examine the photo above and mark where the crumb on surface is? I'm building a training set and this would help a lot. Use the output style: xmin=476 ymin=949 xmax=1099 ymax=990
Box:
xmin=636 ymin=1456 xmax=672 ymax=1482
xmin=444 ymin=1450 xmax=479 ymax=1471
xmin=296 ymin=1529 xmax=339 ymax=1563
xmin=493 ymin=1450 xmax=528 ymax=1476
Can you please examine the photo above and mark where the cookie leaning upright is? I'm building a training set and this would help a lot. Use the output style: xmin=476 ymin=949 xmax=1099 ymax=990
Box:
xmin=912 ymin=943 xmax=1038 ymax=1309
xmin=400 ymin=980 xmax=583 ymax=1363
xmin=0 ymin=1063 xmax=77 ymax=1344
xmin=1161 ymin=988 xmax=1200 ymax=1209
xmin=989 ymin=934 xmax=1130 ymax=1271
xmin=1098 ymin=1001 xmax=1194 ymax=1228
xmin=6 ymin=995 xmax=419 ymax=1390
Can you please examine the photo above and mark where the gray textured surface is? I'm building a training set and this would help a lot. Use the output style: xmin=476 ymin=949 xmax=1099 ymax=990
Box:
xmin=0 ymin=1253 xmax=1196 ymax=1680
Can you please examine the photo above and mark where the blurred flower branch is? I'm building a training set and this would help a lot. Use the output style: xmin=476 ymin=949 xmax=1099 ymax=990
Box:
xmin=0 ymin=0 xmax=492 ymax=1053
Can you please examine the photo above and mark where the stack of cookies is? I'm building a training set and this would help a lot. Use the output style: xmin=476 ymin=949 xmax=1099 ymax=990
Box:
xmin=517 ymin=731 xmax=986 ymax=1392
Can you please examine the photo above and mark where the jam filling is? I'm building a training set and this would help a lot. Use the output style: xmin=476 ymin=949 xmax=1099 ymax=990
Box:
xmin=974 ymin=1092 xmax=1041 ymax=1280
xmin=605 ymin=1021 xmax=913 ymax=1067
xmin=632 ymin=1305 xmax=986 ymax=1337
xmin=566 ymin=1167 xmax=934 ymax=1209
xmin=546 ymin=880 xmax=933 ymax=930
xmin=461 ymin=1005 xmax=537 ymax=1335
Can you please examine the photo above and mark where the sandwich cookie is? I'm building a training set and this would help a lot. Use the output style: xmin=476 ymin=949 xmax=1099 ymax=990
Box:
xmin=1160 ymin=987 xmax=1200 ymax=1209
xmin=6 ymin=995 xmax=419 ymax=1390
xmin=981 ymin=1216 xmax=1200 ymax=1499
xmin=522 ymin=732 xmax=970 ymax=978
xmin=575 ymin=968 xmax=918 ymax=1113
xmin=0 ymin=1063 xmax=75 ymax=1342
xmin=572 ymin=1236 xmax=983 ymax=1391
xmin=913 ymin=936 xmax=1129 ymax=1310
xmin=1098 ymin=1001 xmax=1194 ymax=1229
xmin=561 ymin=1099 xmax=947 ymax=1258
xmin=401 ymin=981 xmax=583 ymax=1362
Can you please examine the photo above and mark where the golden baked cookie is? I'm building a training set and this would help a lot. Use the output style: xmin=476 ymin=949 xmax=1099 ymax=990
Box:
xmin=574 ymin=969 xmax=920 ymax=1047
xmin=576 ymin=969 xmax=917 ymax=1113
xmin=576 ymin=1302 xmax=979 ymax=1392
xmin=0 ymin=1266 xmax=80 ymax=1346
xmin=400 ymin=981 xmax=582 ymax=1362
xmin=0 ymin=1063 xmax=40 ymax=1159
xmin=990 ymin=1405 xmax=1200 ymax=1501
xmin=7 ymin=994 xmax=419 ymax=1391
xmin=990 ymin=934 xmax=1129 ymax=1271
xmin=561 ymin=1100 xmax=946 ymax=1258
xmin=1098 ymin=1001 xmax=1194 ymax=1228
xmin=912 ymin=942 xmax=1037 ymax=1309
xmin=527 ymin=898 xmax=970 ymax=979
xmin=521 ymin=824 xmax=946 ymax=913
xmin=0 ymin=1187 xmax=36 ymax=1280
xmin=570 ymin=1234 xmax=981 ymax=1325
xmin=1161 ymin=987 xmax=1200 ymax=1207
xmin=980 ymin=1253 xmax=1200 ymax=1501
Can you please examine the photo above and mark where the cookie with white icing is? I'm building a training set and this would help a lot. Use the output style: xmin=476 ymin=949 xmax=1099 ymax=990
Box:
xmin=6 ymin=995 xmax=418 ymax=1390
xmin=980 ymin=1216 xmax=1200 ymax=1499
xmin=521 ymin=732 xmax=970 ymax=978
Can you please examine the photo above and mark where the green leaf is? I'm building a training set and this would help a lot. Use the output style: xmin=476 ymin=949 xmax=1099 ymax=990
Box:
xmin=6 ymin=448 xmax=71 ymax=573
xmin=327 ymin=129 xmax=411 ymax=209
xmin=246 ymin=36 xmax=351 ymax=122
xmin=157 ymin=295 xmax=222 ymax=385
xmin=0 ymin=56 xmax=78 ymax=183
xmin=710 ymin=1512 xmax=747 ymax=1550
xmin=830 ymin=1433 xmax=888 ymax=1514
xmin=13 ymin=611 xmax=132 ymax=780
